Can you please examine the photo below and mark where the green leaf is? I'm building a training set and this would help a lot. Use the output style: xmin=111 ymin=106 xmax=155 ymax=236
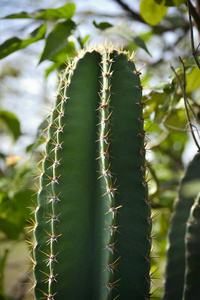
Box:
xmin=0 ymin=110 xmax=21 ymax=140
xmin=184 ymin=56 xmax=200 ymax=68
xmin=186 ymin=66 xmax=200 ymax=93
xmin=164 ymin=109 xmax=187 ymax=130
xmin=0 ymin=189 xmax=32 ymax=239
xmin=143 ymin=92 xmax=167 ymax=119
xmin=0 ymin=24 xmax=46 ymax=59
xmin=39 ymin=20 xmax=76 ymax=63
xmin=0 ymin=217 xmax=23 ymax=239
xmin=1 ymin=3 xmax=76 ymax=20
xmin=82 ymin=34 xmax=90 ymax=45
xmin=104 ymin=21 xmax=151 ymax=55
xmin=50 ymin=41 xmax=76 ymax=63
xmin=93 ymin=21 xmax=113 ymax=30
xmin=0 ymin=294 xmax=6 ymax=300
xmin=154 ymin=0 xmax=186 ymax=6
xmin=140 ymin=0 xmax=168 ymax=26
xmin=45 ymin=42 xmax=76 ymax=77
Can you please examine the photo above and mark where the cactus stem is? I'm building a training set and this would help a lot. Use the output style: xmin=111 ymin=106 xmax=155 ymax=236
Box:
xmin=32 ymin=48 xmax=150 ymax=299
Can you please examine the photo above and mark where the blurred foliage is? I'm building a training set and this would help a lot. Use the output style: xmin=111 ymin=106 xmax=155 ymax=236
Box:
xmin=0 ymin=0 xmax=200 ymax=299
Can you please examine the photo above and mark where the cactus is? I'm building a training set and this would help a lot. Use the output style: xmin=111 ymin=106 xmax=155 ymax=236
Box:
xmin=32 ymin=46 xmax=152 ymax=300
xmin=183 ymin=192 xmax=200 ymax=300
xmin=163 ymin=152 xmax=200 ymax=300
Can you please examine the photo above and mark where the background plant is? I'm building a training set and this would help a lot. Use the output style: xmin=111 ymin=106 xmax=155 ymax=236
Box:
xmin=0 ymin=0 xmax=200 ymax=299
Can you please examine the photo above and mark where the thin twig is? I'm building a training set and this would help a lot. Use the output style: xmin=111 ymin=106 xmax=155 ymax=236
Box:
xmin=113 ymin=0 xmax=146 ymax=23
xmin=187 ymin=0 xmax=200 ymax=32
xmin=179 ymin=56 xmax=199 ymax=122
xmin=171 ymin=61 xmax=200 ymax=151
xmin=187 ymin=0 xmax=200 ymax=69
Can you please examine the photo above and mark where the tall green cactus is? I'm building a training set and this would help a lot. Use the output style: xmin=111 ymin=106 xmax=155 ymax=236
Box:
xmin=163 ymin=152 xmax=200 ymax=300
xmin=32 ymin=46 xmax=151 ymax=300
xmin=183 ymin=192 xmax=200 ymax=300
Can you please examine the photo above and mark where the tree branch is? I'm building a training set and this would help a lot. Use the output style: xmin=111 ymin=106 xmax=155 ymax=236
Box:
xmin=188 ymin=0 xmax=200 ymax=33
xmin=113 ymin=0 xmax=189 ymax=34
xmin=113 ymin=0 xmax=145 ymax=23
xmin=187 ymin=0 xmax=200 ymax=69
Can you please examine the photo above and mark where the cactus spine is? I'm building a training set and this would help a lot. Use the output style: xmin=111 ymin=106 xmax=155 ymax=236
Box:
xmin=32 ymin=45 xmax=151 ymax=300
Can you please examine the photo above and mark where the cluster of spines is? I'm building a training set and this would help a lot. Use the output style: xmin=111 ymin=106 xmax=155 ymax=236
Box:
xmin=97 ymin=48 xmax=122 ymax=296
xmin=31 ymin=57 xmax=79 ymax=300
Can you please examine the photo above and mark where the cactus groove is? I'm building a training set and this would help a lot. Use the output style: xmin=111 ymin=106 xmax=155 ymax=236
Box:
xmin=32 ymin=45 xmax=151 ymax=300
